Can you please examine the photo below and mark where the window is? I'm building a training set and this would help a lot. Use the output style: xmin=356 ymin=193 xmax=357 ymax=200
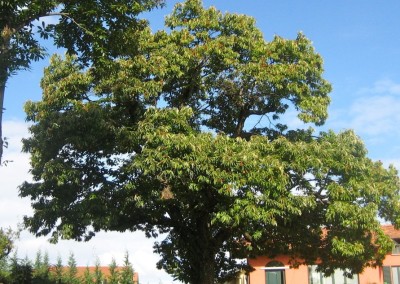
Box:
xmin=308 ymin=266 xmax=358 ymax=284
xmin=265 ymin=261 xmax=286 ymax=284
xmin=383 ymin=266 xmax=400 ymax=284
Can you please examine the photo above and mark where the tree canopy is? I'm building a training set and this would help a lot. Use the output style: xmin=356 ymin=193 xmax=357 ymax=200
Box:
xmin=20 ymin=1 xmax=400 ymax=283
xmin=0 ymin=0 xmax=164 ymax=164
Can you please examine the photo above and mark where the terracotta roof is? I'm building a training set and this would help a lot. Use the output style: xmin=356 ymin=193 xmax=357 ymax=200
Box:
xmin=381 ymin=225 xmax=400 ymax=239
xmin=318 ymin=225 xmax=400 ymax=240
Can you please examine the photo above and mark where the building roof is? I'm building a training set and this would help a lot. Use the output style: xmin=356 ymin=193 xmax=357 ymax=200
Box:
xmin=381 ymin=225 xmax=400 ymax=240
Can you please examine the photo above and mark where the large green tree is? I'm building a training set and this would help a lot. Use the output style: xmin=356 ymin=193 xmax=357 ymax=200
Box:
xmin=20 ymin=1 xmax=400 ymax=283
xmin=0 ymin=0 xmax=163 ymax=164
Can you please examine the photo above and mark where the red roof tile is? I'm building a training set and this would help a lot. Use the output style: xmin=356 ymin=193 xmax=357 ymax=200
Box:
xmin=381 ymin=225 xmax=400 ymax=239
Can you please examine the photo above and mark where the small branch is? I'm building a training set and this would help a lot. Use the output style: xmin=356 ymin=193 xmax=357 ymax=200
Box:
xmin=252 ymin=113 xmax=265 ymax=129
xmin=46 ymin=12 xmax=69 ymax=17
xmin=14 ymin=8 xmax=59 ymax=32
xmin=14 ymin=11 xmax=95 ymax=39
xmin=44 ymin=12 xmax=95 ymax=38
xmin=264 ymin=114 xmax=279 ymax=131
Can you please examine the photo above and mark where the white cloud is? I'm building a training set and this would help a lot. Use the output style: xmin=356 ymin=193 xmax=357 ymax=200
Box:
xmin=359 ymin=79 xmax=400 ymax=95
xmin=2 ymin=120 xmax=30 ymax=154
xmin=326 ymin=79 xmax=400 ymax=141
xmin=0 ymin=120 xmax=177 ymax=284
xmin=349 ymin=95 xmax=400 ymax=136
xmin=319 ymin=79 xmax=400 ymax=173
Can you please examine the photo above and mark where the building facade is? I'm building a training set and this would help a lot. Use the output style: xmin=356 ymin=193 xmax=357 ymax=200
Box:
xmin=246 ymin=225 xmax=400 ymax=284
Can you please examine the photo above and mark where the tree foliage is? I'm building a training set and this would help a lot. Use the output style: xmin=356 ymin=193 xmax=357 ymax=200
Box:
xmin=0 ymin=250 xmax=138 ymax=283
xmin=120 ymin=252 xmax=135 ymax=284
xmin=93 ymin=258 xmax=104 ymax=284
xmin=0 ymin=0 xmax=164 ymax=164
xmin=0 ymin=227 xmax=18 ymax=261
xmin=32 ymin=250 xmax=52 ymax=284
xmin=81 ymin=266 xmax=94 ymax=284
xmin=64 ymin=252 xmax=79 ymax=284
xmin=9 ymin=255 xmax=33 ymax=284
xmin=53 ymin=255 xmax=64 ymax=283
xmin=108 ymin=258 xmax=120 ymax=284
xmin=20 ymin=1 xmax=400 ymax=283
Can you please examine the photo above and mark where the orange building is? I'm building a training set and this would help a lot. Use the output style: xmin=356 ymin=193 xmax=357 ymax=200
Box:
xmin=245 ymin=225 xmax=400 ymax=284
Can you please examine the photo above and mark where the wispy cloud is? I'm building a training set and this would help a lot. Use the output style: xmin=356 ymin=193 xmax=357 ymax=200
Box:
xmin=359 ymin=79 xmax=400 ymax=95
xmin=349 ymin=95 xmax=400 ymax=136
xmin=3 ymin=120 xmax=30 ymax=153
xmin=324 ymin=79 xmax=400 ymax=167
xmin=328 ymin=79 xmax=400 ymax=139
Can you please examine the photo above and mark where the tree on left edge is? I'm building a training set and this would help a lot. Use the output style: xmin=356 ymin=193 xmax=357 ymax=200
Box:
xmin=0 ymin=227 xmax=18 ymax=261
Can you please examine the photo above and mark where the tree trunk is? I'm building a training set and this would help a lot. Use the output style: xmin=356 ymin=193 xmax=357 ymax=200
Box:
xmin=0 ymin=25 xmax=11 ymax=166
xmin=187 ymin=216 xmax=217 ymax=284
xmin=0 ymin=70 xmax=6 ymax=165
xmin=191 ymin=251 xmax=215 ymax=284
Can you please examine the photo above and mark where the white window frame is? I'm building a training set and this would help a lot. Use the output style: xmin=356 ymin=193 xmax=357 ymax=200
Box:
xmin=308 ymin=265 xmax=359 ymax=284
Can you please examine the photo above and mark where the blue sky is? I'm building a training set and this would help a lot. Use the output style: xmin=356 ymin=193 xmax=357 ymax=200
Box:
xmin=2 ymin=1 xmax=400 ymax=283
